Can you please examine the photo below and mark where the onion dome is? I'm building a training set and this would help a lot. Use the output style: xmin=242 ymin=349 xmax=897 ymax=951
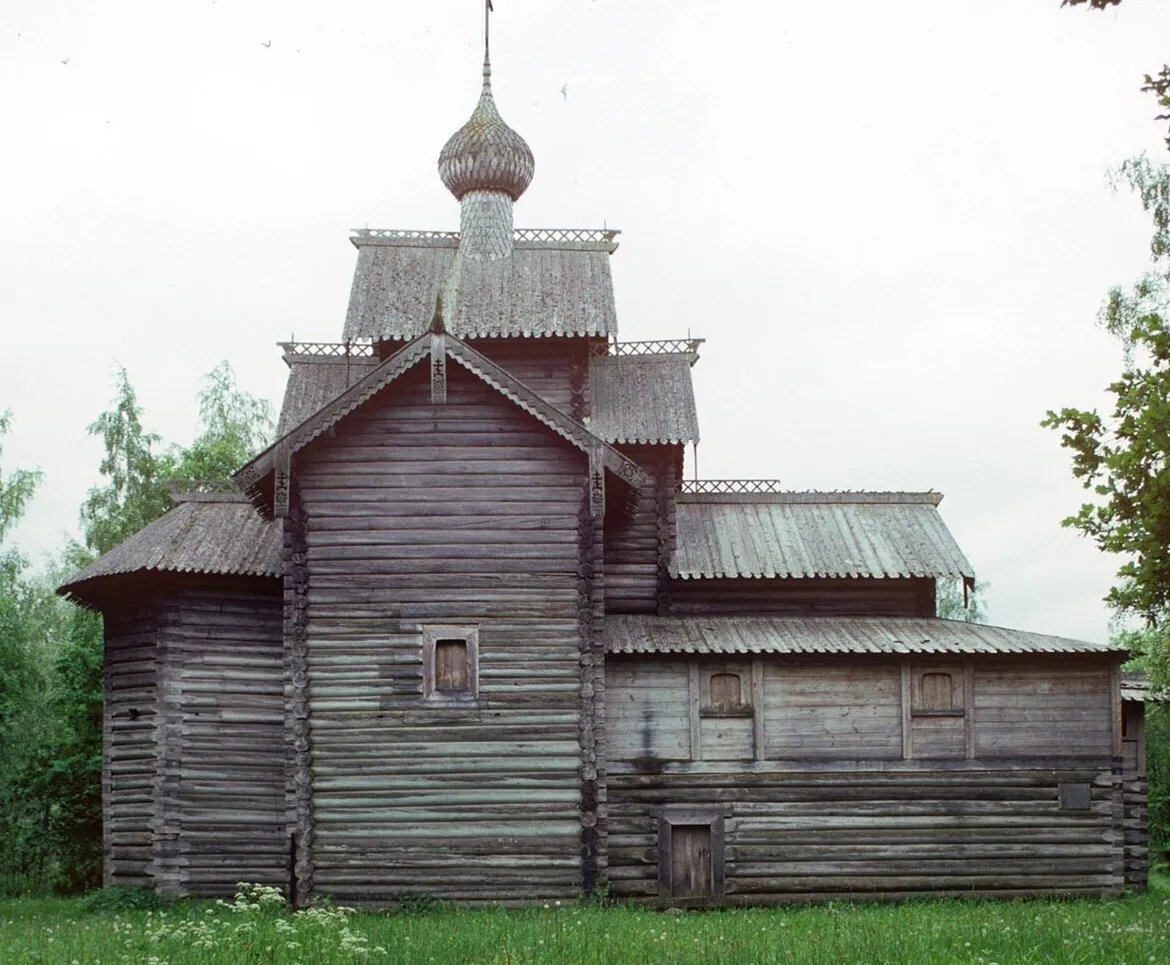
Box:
xmin=438 ymin=63 xmax=535 ymax=202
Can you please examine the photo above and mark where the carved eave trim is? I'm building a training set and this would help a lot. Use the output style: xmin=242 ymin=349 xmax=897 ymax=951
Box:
xmin=235 ymin=337 xmax=431 ymax=516
xmin=236 ymin=330 xmax=648 ymax=519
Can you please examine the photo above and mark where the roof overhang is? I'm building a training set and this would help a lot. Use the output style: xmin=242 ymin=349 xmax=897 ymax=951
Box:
xmin=604 ymin=614 xmax=1127 ymax=658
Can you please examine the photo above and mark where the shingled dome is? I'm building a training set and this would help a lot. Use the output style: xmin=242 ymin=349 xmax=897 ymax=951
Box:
xmin=438 ymin=64 xmax=534 ymax=201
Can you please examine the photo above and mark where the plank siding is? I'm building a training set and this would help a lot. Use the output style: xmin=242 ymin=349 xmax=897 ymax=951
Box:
xmin=764 ymin=661 xmax=903 ymax=760
xmin=973 ymin=661 xmax=1113 ymax=758
xmin=670 ymin=577 xmax=936 ymax=617
xmin=606 ymin=656 xmax=1122 ymax=901
xmin=295 ymin=364 xmax=589 ymax=902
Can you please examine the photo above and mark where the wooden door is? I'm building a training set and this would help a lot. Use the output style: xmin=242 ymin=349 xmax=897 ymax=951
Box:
xmin=671 ymin=825 xmax=713 ymax=897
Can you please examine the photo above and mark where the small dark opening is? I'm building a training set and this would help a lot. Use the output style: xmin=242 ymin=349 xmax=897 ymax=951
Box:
xmin=127 ymin=708 xmax=140 ymax=721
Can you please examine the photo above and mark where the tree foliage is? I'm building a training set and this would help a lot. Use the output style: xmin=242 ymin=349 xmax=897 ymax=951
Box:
xmin=78 ymin=367 xmax=170 ymax=557
xmin=1063 ymin=0 xmax=1170 ymax=150
xmin=936 ymin=579 xmax=989 ymax=623
xmin=1042 ymin=160 xmax=1170 ymax=641
xmin=1 ymin=364 xmax=273 ymax=894
xmin=164 ymin=361 xmax=275 ymax=485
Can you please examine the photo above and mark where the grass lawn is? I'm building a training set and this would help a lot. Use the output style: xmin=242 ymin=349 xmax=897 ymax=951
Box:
xmin=2 ymin=877 xmax=1169 ymax=965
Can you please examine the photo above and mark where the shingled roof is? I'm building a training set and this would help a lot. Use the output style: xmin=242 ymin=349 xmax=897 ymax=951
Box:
xmin=605 ymin=614 xmax=1125 ymax=657
xmin=276 ymin=354 xmax=380 ymax=435
xmin=672 ymin=490 xmax=974 ymax=581
xmin=343 ymin=230 xmax=620 ymax=340
xmin=589 ymin=353 xmax=699 ymax=445
xmin=58 ymin=494 xmax=281 ymax=607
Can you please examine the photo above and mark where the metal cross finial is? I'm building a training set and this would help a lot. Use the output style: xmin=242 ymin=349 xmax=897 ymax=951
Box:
xmin=484 ymin=0 xmax=493 ymax=72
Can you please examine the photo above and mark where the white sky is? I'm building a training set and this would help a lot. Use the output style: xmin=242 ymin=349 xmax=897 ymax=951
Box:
xmin=2 ymin=0 xmax=1168 ymax=642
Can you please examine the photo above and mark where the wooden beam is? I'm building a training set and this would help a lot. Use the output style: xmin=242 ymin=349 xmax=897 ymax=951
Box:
xmin=900 ymin=662 xmax=913 ymax=761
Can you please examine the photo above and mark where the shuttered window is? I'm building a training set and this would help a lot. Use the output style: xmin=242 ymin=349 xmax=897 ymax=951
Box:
xmin=422 ymin=626 xmax=479 ymax=701
xmin=910 ymin=667 xmax=965 ymax=717
xmin=708 ymin=673 xmax=742 ymax=713
xmin=920 ymin=672 xmax=954 ymax=710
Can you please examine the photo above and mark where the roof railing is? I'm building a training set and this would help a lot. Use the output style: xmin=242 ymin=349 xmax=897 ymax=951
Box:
xmin=280 ymin=340 xmax=376 ymax=360
xmin=595 ymin=337 xmax=705 ymax=358
xmin=351 ymin=229 xmax=460 ymax=243
xmin=350 ymin=228 xmax=621 ymax=248
xmin=513 ymin=228 xmax=620 ymax=244
xmin=680 ymin=480 xmax=786 ymax=495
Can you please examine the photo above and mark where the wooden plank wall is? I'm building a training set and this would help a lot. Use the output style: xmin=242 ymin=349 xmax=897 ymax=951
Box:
xmin=103 ymin=603 xmax=163 ymax=888
xmin=158 ymin=580 xmax=285 ymax=895
xmin=605 ymin=445 xmax=679 ymax=614
xmin=606 ymin=655 xmax=1123 ymax=902
xmin=973 ymin=662 xmax=1112 ymax=758
xmin=669 ymin=577 xmax=936 ymax=617
xmin=294 ymin=364 xmax=589 ymax=903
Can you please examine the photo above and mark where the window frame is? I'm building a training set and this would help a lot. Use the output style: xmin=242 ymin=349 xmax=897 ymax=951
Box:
xmin=910 ymin=667 xmax=965 ymax=717
xmin=421 ymin=625 xmax=480 ymax=703
xmin=698 ymin=662 xmax=754 ymax=719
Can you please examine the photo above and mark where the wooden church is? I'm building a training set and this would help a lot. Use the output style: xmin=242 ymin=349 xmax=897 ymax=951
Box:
xmin=60 ymin=15 xmax=1150 ymax=905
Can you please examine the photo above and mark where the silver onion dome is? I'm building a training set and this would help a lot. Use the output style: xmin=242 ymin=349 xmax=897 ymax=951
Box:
xmin=438 ymin=64 xmax=535 ymax=202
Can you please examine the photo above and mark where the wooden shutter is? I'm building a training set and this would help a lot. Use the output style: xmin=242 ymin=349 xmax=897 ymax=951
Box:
xmin=435 ymin=640 xmax=469 ymax=692
xmin=708 ymin=673 xmax=742 ymax=713
xmin=919 ymin=672 xmax=954 ymax=710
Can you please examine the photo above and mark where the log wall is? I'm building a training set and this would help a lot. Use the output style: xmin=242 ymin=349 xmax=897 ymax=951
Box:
xmin=606 ymin=655 xmax=1125 ymax=902
xmin=102 ymin=579 xmax=285 ymax=895
xmin=605 ymin=445 xmax=680 ymax=614
xmin=104 ymin=603 xmax=164 ymax=888
xmin=157 ymin=581 xmax=285 ymax=895
xmin=294 ymin=364 xmax=590 ymax=903
xmin=669 ymin=577 xmax=936 ymax=617
xmin=468 ymin=337 xmax=593 ymax=421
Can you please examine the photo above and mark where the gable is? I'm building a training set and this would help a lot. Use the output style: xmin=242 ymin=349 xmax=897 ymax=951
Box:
xmin=237 ymin=330 xmax=649 ymax=518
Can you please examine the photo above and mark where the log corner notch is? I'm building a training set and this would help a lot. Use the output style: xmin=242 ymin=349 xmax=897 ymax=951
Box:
xmin=234 ymin=328 xmax=649 ymax=521
xmin=578 ymin=473 xmax=606 ymax=895
xmin=284 ymin=491 xmax=314 ymax=905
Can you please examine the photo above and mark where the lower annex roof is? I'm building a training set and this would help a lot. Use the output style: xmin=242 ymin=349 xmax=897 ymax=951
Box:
xmin=605 ymin=614 xmax=1125 ymax=657
xmin=672 ymin=489 xmax=975 ymax=582
xmin=58 ymin=494 xmax=282 ymax=606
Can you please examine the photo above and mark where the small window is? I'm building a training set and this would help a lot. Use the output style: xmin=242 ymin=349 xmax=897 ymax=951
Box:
xmin=422 ymin=626 xmax=479 ymax=701
xmin=912 ymin=669 xmax=964 ymax=717
xmin=709 ymin=674 xmax=742 ymax=713
xmin=699 ymin=664 xmax=752 ymax=717
xmin=920 ymin=673 xmax=954 ymax=710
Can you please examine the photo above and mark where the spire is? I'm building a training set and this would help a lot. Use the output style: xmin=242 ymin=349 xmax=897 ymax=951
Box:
xmin=437 ymin=2 xmax=534 ymax=204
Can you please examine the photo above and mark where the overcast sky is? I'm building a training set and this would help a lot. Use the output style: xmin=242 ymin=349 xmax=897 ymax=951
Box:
xmin=3 ymin=0 xmax=1169 ymax=642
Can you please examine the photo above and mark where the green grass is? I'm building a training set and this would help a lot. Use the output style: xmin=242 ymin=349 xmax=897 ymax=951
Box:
xmin=2 ymin=878 xmax=1170 ymax=965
